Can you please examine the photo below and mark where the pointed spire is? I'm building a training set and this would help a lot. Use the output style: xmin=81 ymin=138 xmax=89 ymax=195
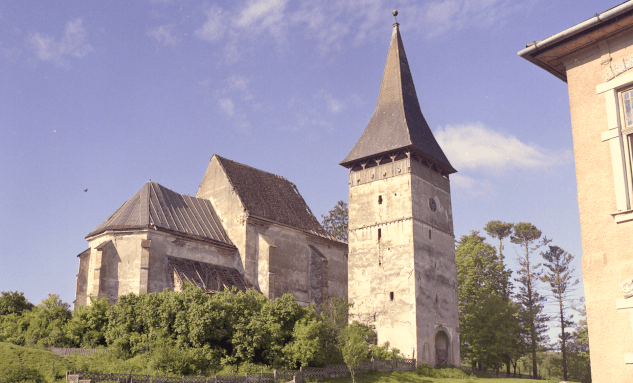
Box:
xmin=340 ymin=11 xmax=456 ymax=174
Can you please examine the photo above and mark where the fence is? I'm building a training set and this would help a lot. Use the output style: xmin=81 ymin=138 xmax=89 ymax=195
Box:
xmin=66 ymin=358 xmax=417 ymax=383
xmin=460 ymin=366 xmax=545 ymax=380
xmin=51 ymin=348 xmax=109 ymax=357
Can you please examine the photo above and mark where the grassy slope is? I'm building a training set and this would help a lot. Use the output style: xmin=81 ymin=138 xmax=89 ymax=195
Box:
xmin=0 ymin=343 xmax=575 ymax=383
xmin=318 ymin=370 xmax=561 ymax=383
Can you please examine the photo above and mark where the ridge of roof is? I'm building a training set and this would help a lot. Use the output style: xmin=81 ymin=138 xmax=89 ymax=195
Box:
xmin=213 ymin=155 xmax=331 ymax=237
xmin=340 ymin=21 xmax=455 ymax=174
xmin=86 ymin=181 xmax=233 ymax=246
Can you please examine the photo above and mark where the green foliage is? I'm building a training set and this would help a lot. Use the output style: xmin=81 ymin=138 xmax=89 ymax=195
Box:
xmin=66 ymin=296 xmax=109 ymax=348
xmin=370 ymin=342 xmax=401 ymax=361
xmin=0 ymin=291 xmax=34 ymax=316
xmin=540 ymin=245 xmax=579 ymax=381
xmin=456 ymin=232 xmax=521 ymax=371
xmin=0 ymin=294 xmax=73 ymax=348
xmin=321 ymin=200 xmax=349 ymax=242
xmin=416 ymin=364 xmax=471 ymax=379
xmin=319 ymin=297 xmax=352 ymax=364
xmin=0 ymin=364 xmax=45 ymax=383
xmin=511 ymin=222 xmax=551 ymax=379
xmin=283 ymin=317 xmax=326 ymax=368
xmin=339 ymin=321 xmax=372 ymax=383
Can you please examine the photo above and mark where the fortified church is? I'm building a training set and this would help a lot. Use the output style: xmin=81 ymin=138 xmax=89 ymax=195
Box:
xmin=74 ymin=12 xmax=459 ymax=367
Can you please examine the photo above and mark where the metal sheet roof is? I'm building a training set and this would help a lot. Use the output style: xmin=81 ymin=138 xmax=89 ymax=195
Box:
xmin=86 ymin=182 xmax=232 ymax=245
xmin=340 ymin=23 xmax=455 ymax=174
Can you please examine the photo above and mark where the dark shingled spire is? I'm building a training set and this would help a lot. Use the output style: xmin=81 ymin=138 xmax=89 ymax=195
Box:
xmin=340 ymin=14 xmax=456 ymax=174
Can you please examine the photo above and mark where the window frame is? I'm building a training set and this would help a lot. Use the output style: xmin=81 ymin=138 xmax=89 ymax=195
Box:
xmin=597 ymin=70 xmax=633 ymax=223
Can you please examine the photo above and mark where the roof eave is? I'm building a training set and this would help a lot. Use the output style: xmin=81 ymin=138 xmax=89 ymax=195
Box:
xmin=518 ymin=1 xmax=633 ymax=81
xmin=339 ymin=145 xmax=457 ymax=175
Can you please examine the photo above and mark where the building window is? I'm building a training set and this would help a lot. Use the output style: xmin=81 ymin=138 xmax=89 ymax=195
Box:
xmin=378 ymin=195 xmax=383 ymax=204
xmin=597 ymin=72 xmax=633 ymax=223
xmin=378 ymin=228 xmax=381 ymax=241
xmin=390 ymin=292 xmax=394 ymax=301
xmin=429 ymin=229 xmax=432 ymax=240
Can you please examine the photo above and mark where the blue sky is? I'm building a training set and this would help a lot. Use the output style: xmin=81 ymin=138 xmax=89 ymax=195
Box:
xmin=1 ymin=0 xmax=613 ymax=329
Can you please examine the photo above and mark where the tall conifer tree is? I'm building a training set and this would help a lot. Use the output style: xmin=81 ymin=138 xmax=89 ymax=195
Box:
xmin=540 ymin=245 xmax=579 ymax=381
xmin=511 ymin=223 xmax=550 ymax=379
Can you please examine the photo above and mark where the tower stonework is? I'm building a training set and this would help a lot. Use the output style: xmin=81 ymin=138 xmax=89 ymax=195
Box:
xmin=340 ymin=15 xmax=460 ymax=366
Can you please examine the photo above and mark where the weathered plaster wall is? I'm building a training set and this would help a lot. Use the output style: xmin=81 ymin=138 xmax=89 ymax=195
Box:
xmin=81 ymin=229 xmax=239 ymax=305
xmin=246 ymin=219 xmax=348 ymax=306
xmin=197 ymin=155 xmax=348 ymax=307
xmin=348 ymin=157 xmax=458 ymax=365
xmin=144 ymin=230 xmax=241 ymax=293
xmin=197 ymin=156 xmax=249 ymax=277
xmin=563 ymin=29 xmax=633 ymax=382
xmin=74 ymin=249 xmax=90 ymax=310
xmin=86 ymin=231 xmax=147 ymax=305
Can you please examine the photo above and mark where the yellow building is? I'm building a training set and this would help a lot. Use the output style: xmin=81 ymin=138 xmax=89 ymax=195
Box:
xmin=519 ymin=2 xmax=633 ymax=381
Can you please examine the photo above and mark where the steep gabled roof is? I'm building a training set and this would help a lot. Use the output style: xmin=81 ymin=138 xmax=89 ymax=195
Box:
xmin=86 ymin=182 xmax=233 ymax=246
xmin=214 ymin=155 xmax=329 ymax=236
xmin=340 ymin=21 xmax=455 ymax=174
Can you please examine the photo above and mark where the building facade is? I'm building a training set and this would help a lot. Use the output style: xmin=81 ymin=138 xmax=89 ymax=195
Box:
xmin=519 ymin=2 xmax=633 ymax=382
xmin=75 ymin=156 xmax=347 ymax=309
xmin=340 ymin=16 xmax=460 ymax=366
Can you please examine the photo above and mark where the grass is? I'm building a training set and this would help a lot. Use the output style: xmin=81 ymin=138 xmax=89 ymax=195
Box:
xmin=317 ymin=370 xmax=563 ymax=383
xmin=0 ymin=343 xmax=576 ymax=383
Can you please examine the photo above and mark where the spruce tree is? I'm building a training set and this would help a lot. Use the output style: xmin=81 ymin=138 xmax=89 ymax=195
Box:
xmin=540 ymin=245 xmax=579 ymax=381
xmin=511 ymin=222 xmax=550 ymax=379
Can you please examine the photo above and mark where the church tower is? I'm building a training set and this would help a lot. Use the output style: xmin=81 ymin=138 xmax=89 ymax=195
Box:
xmin=340 ymin=11 xmax=459 ymax=366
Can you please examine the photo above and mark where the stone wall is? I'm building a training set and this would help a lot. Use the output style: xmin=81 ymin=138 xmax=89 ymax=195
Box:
xmin=197 ymin=155 xmax=348 ymax=307
xmin=348 ymin=157 xmax=459 ymax=365
xmin=82 ymin=229 xmax=239 ymax=305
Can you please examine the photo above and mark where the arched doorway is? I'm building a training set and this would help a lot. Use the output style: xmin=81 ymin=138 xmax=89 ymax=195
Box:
xmin=435 ymin=331 xmax=450 ymax=365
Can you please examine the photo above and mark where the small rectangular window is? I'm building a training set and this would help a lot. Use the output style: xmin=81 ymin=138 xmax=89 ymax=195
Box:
xmin=429 ymin=229 xmax=432 ymax=240
xmin=389 ymin=292 xmax=394 ymax=301
xmin=378 ymin=228 xmax=381 ymax=241
xmin=378 ymin=195 xmax=383 ymax=204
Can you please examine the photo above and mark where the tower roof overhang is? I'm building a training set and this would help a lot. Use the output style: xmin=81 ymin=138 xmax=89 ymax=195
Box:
xmin=340 ymin=20 xmax=456 ymax=174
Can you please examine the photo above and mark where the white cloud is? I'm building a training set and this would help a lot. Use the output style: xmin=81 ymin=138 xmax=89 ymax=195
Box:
xmin=417 ymin=0 xmax=535 ymax=38
xmin=29 ymin=18 xmax=93 ymax=67
xmin=218 ymin=97 xmax=235 ymax=116
xmin=238 ymin=0 xmax=288 ymax=30
xmin=191 ymin=0 xmax=533 ymax=59
xmin=451 ymin=174 xmax=493 ymax=195
xmin=147 ymin=24 xmax=178 ymax=46
xmin=434 ymin=123 xmax=572 ymax=174
xmin=195 ymin=5 xmax=226 ymax=42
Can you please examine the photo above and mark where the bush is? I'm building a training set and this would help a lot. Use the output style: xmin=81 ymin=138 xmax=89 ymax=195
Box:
xmin=0 ymin=364 xmax=45 ymax=383
xmin=416 ymin=363 xmax=471 ymax=379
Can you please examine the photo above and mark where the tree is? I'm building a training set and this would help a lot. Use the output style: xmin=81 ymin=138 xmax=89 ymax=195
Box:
xmin=321 ymin=200 xmax=348 ymax=242
xmin=511 ymin=222 xmax=551 ymax=379
xmin=484 ymin=221 xmax=514 ymax=298
xmin=0 ymin=291 xmax=34 ymax=316
xmin=319 ymin=297 xmax=352 ymax=364
xmin=567 ymin=298 xmax=591 ymax=383
xmin=455 ymin=232 xmax=520 ymax=371
xmin=338 ymin=321 xmax=371 ymax=383
xmin=540 ymin=245 xmax=579 ymax=381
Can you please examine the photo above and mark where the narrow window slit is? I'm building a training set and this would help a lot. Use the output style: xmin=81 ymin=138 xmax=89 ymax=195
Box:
xmin=429 ymin=229 xmax=432 ymax=240
xmin=378 ymin=228 xmax=381 ymax=241
xmin=390 ymin=292 xmax=394 ymax=301
xmin=378 ymin=195 xmax=383 ymax=204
